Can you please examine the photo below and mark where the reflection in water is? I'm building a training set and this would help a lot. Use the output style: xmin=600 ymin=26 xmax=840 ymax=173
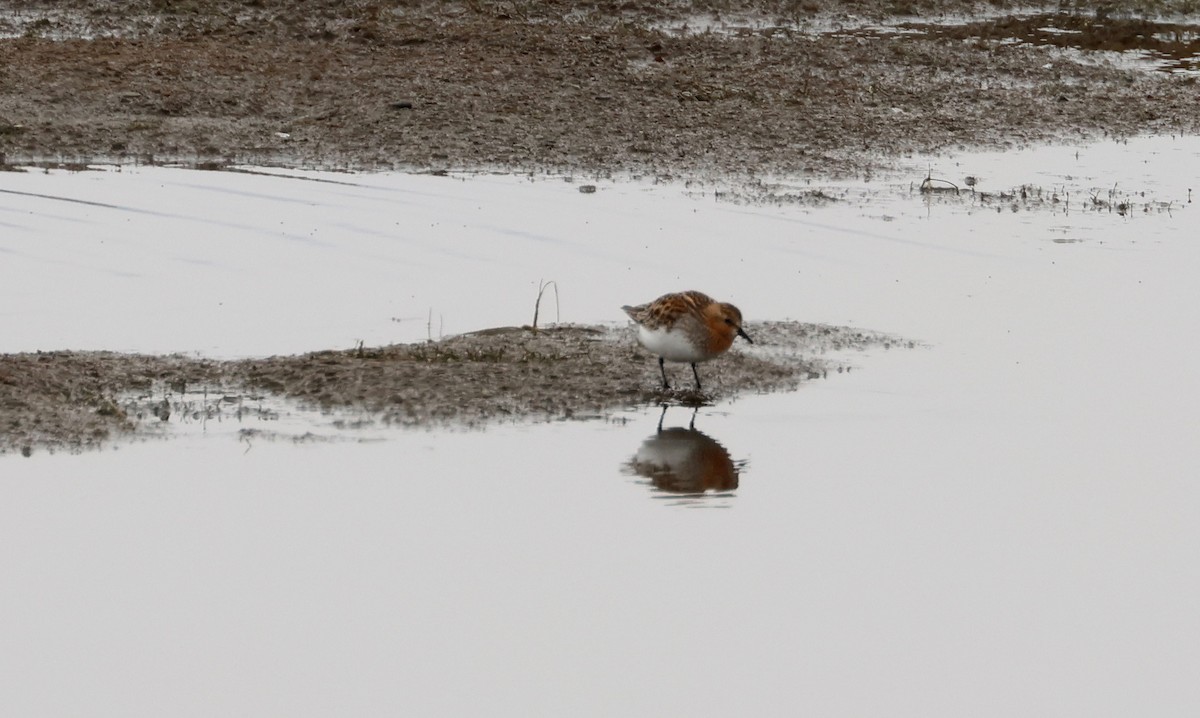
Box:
xmin=624 ymin=407 xmax=743 ymax=503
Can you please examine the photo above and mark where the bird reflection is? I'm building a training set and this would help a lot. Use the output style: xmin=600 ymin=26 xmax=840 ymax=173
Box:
xmin=624 ymin=406 xmax=742 ymax=496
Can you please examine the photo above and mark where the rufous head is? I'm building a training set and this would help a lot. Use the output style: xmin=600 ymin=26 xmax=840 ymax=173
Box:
xmin=703 ymin=301 xmax=753 ymax=353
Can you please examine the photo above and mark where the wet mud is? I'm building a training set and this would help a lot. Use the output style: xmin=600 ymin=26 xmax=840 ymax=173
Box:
xmin=2 ymin=2 xmax=1199 ymax=179
xmin=0 ymin=322 xmax=906 ymax=455
xmin=844 ymin=13 xmax=1200 ymax=74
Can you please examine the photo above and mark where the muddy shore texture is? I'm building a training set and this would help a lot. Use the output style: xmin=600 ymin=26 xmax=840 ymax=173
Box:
xmin=2 ymin=0 xmax=1197 ymax=452
xmin=2 ymin=1 xmax=1199 ymax=177
xmin=0 ymin=324 xmax=904 ymax=455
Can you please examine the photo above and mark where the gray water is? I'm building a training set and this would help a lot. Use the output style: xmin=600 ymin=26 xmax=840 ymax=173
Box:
xmin=3 ymin=136 xmax=1199 ymax=716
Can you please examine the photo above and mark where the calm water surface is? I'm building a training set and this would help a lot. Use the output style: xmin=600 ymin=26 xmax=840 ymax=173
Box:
xmin=2 ymin=137 xmax=1199 ymax=716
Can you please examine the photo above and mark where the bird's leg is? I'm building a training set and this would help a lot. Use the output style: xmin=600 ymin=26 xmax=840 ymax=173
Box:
xmin=658 ymin=356 xmax=671 ymax=390
xmin=689 ymin=406 xmax=698 ymax=430
xmin=657 ymin=404 xmax=668 ymax=433
xmin=691 ymin=362 xmax=703 ymax=392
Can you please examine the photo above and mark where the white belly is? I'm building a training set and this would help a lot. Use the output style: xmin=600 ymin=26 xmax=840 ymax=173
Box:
xmin=638 ymin=325 xmax=709 ymax=363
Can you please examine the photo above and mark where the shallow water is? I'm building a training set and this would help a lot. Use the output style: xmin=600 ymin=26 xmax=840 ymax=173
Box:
xmin=2 ymin=136 xmax=1200 ymax=716
xmin=831 ymin=14 xmax=1200 ymax=75
xmin=668 ymin=11 xmax=1200 ymax=75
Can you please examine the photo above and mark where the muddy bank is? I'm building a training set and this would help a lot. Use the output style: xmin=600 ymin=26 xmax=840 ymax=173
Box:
xmin=1 ymin=1 xmax=1199 ymax=179
xmin=0 ymin=322 xmax=906 ymax=455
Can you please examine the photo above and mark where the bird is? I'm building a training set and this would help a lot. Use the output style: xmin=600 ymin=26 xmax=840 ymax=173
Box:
xmin=621 ymin=290 xmax=753 ymax=391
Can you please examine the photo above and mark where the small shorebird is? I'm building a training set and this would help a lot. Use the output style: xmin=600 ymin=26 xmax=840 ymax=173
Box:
xmin=621 ymin=290 xmax=753 ymax=391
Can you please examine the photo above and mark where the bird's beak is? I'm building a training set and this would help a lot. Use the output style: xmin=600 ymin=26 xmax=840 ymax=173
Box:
xmin=737 ymin=327 xmax=753 ymax=344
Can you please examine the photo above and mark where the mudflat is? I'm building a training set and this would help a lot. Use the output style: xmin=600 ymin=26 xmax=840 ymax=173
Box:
xmin=2 ymin=1 xmax=1198 ymax=177
xmin=1 ymin=0 xmax=1196 ymax=452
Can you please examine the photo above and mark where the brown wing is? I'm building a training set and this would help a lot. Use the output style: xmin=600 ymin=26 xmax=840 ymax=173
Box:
xmin=675 ymin=291 xmax=715 ymax=313
xmin=625 ymin=291 xmax=715 ymax=328
xmin=642 ymin=291 xmax=713 ymax=328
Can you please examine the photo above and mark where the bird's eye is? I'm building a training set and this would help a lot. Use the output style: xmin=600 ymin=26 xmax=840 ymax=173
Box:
xmin=724 ymin=318 xmax=733 ymax=325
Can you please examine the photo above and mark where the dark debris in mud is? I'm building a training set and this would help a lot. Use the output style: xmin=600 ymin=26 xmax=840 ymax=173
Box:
xmin=0 ymin=322 xmax=907 ymax=455
xmin=0 ymin=352 xmax=228 ymax=456
xmin=678 ymin=170 xmax=1186 ymax=215
xmin=916 ymin=175 xmax=1184 ymax=216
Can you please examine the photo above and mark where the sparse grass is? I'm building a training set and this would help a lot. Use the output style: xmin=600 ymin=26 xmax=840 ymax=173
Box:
xmin=920 ymin=175 xmax=961 ymax=193
xmin=531 ymin=279 xmax=560 ymax=332
xmin=919 ymin=179 xmax=1180 ymax=217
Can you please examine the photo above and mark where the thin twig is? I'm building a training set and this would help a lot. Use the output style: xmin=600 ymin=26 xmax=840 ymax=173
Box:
xmin=532 ymin=279 xmax=560 ymax=332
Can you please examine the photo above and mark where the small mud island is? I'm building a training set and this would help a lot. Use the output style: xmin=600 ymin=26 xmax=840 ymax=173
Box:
xmin=0 ymin=323 xmax=908 ymax=455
